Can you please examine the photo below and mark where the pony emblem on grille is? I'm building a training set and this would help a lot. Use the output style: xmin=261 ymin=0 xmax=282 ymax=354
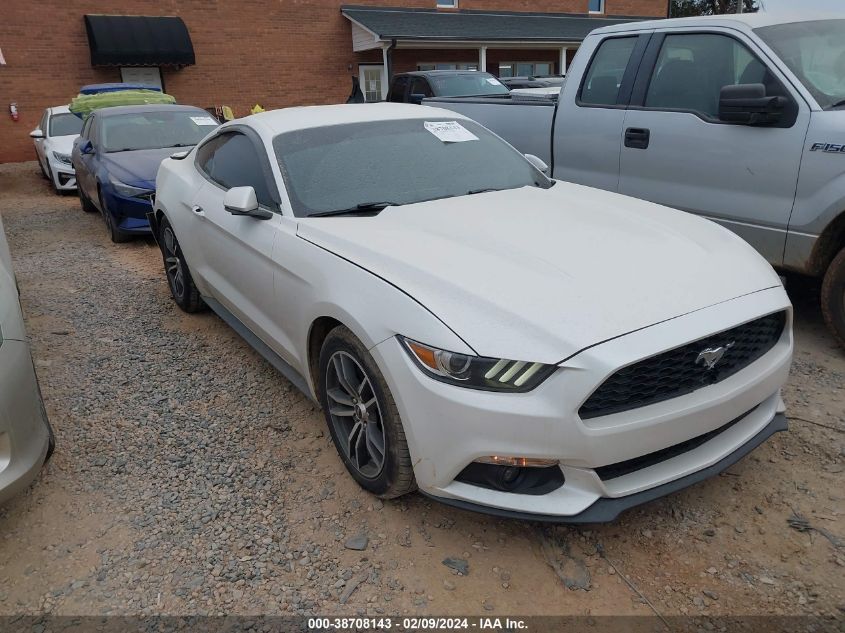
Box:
xmin=696 ymin=342 xmax=735 ymax=370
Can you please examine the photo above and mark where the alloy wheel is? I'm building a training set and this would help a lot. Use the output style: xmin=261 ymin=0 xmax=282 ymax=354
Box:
xmin=162 ymin=227 xmax=185 ymax=299
xmin=325 ymin=350 xmax=386 ymax=479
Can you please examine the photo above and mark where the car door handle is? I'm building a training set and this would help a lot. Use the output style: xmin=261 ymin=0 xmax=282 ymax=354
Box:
xmin=624 ymin=127 xmax=650 ymax=150
xmin=191 ymin=205 xmax=204 ymax=215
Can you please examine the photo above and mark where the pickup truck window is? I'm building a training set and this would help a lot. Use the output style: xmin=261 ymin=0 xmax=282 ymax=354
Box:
xmin=428 ymin=74 xmax=509 ymax=97
xmin=755 ymin=20 xmax=845 ymax=110
xmin=645 ymin=33 xmax=771 ymax=120
xmin=580 ymin=37 xmax=638 ymax=106
xmin=272 ymin=118 xmax=551 ymax=217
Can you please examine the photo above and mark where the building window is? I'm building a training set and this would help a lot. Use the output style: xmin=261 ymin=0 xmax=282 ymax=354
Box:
xmin=436 ymin=0 xmax=457 ymax=6
xmin=120 ymin=67 xmax=163 ymax=90
xmin=417 ymin=62 xmax=477 ymax=71
xmin=498 ymin=62 xmax=554 ymax=78
xmin=589 ymin=0 xmax=605 ymax=13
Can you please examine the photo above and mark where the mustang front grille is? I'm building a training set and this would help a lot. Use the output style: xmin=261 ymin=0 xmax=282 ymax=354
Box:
xmin=579 ymin=311 xmax=786 ymax=420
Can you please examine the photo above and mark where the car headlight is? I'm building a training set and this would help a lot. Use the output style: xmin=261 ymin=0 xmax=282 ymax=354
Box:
xmin=399 ymin=336 xmax=556 ymax=392
xmin=52 ymin=151 xmax=72 ymax=165
xmin=108 ymin=174 xmax=152 ymax=198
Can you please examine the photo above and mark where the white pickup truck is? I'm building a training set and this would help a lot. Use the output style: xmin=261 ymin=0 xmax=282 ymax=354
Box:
xmin=427 ymin=10 xmax=845 ymax=348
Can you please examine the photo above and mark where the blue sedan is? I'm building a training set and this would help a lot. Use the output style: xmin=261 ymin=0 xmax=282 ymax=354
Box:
xmin=71 ymin=104 xmax=219 ymax=243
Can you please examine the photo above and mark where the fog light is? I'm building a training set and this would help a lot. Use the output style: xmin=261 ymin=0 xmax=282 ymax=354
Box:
xmin=475 ymin=456 xmax=559 ymax=468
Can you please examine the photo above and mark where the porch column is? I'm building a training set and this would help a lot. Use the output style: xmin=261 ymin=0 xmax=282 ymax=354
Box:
xmin=479 ymin=45 xmax=487 ymax=72
xmin=559 ymin=47 xmax=569 ymax=75
xmin=381 ymin=44 xmax=390 ymax=99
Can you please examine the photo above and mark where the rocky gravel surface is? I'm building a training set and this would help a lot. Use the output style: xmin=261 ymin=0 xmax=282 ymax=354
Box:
xmin=0 ymin=162 xmax=843 ymax=622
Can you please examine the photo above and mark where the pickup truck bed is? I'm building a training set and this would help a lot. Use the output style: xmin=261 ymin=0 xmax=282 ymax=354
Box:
xmin=424 ymin=95 xmax=556 ymax=165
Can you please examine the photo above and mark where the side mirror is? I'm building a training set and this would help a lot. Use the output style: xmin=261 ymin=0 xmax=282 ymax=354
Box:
xmin=80 ymin=140 xmax=94 ymax=155
xmin=224 ymin=186 xmax=272 ymax=220
xmin=524 ymin=153 xmax=549 ymax=174
xmin=30 ymin=129 xmax=44 ymax=139
xmin=719 ymin=83 xmax=786 ymax=126
xmin=409 ymin=93 xmax=426 ymax=105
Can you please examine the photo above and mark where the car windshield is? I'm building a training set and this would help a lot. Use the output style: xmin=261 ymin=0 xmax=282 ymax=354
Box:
xmin=755 ymin=19 xmax=845 ymax=110
xmin=273 ymin=118 xmax=551 ymax=217
xmin=101 ymin=111 xmax=219 ymax=152
xmin=49 ymin=113 xmax=82 ymax=137
xmin=430 ymin=74 xmax=510 ymax=97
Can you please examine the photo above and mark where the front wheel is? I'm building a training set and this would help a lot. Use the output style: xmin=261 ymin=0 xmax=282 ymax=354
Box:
xmin=821 ymin=247 xmax=845 ymax=349
xmin=159 ymin=217 xmax=204 ymax=313
xmin=318 ymin=326 xmax=416 ymax=499
xmin=99 ymin=191 xmax=130 ymax=244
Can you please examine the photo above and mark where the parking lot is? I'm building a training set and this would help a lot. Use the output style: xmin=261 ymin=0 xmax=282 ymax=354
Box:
xmin=0 ymin=160 xmax=842 ymax=619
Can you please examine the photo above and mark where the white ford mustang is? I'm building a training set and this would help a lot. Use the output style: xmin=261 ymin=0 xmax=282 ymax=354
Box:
xmin=152 ymin=103 xmax=793 ymax=522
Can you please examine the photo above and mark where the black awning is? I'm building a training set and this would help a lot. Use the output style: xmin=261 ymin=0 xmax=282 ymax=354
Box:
xmin=342 ymin=5 xmax=651 ymax=42
xmin=84 ymin=15 xmax=195 ymax=67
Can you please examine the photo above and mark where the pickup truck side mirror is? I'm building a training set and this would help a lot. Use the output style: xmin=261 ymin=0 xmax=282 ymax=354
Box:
xmin=80 ymin=140 xmax=94 ymax=155
xmin=719 ymin=83 xmax=786 ymax=126
xmin=30 ymin=129 xmax=44 ymax=139
xmin=224 ymin=186 xmax=272 ymax=220
xmin=524 ymin=153 xmax=550 ymax=174
xmin=409 ymin=93 xmax=427 ymax=105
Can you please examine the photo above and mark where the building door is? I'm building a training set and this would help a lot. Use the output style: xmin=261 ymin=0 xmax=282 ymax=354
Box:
xmin=359 ymin=64 xmax=385 ymax=102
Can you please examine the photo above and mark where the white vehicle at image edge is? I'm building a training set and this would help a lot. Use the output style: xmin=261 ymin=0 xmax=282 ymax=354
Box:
xmin=0 ymin=212 xmax=54 ymax=504
xmin=151 ymin=103 xmax=793 ymax=522
xmin=30 ymin=106 xmax=82 ymax=193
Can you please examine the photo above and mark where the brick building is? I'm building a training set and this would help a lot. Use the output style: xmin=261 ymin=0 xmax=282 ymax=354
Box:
xmin=0 ymin=0 xmax=667 ymax=164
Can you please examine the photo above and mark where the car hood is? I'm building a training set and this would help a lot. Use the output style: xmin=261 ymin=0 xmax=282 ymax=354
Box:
xmin=45 ymin=135 xmax=77 ymax=155
xmin=100 ymin=147 xmax=176 ymax=189
xmin=297 ymin=183 xmax=782 ymax=363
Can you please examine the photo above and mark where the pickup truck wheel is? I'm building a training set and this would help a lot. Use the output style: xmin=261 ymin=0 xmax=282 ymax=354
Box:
xmin=318 ymin=326 xmax=416 ymax=499
xmin=159 ymin=217 xmax=204 ymax=313
xmin=821 ymin=247 xmax=845 ymax=349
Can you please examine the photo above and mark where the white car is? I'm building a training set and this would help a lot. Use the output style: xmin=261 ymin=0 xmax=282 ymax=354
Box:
xmin=30 ymin=106 xmax=82 ymax=193
xmin=151 ymin=103 xmax=793 ymax=522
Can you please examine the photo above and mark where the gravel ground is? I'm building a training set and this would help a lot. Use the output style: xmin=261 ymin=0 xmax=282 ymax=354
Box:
xmin=0 ymin=162 xmax=843 ymax=620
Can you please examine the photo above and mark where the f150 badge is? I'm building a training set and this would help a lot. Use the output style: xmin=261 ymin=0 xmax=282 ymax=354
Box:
xmin=810 ymin=142 xmax=845 ymax=153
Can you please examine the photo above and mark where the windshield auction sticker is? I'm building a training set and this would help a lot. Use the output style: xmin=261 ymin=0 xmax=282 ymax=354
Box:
xmin=424 ymin=121 xmax=479 ymax=143
xmin=190 ymin=116 xmax=219 ymax=126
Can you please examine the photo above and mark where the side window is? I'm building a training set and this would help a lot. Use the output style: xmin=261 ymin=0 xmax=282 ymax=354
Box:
xmin=644 ymin=33 xmax=778 ymax=120
xmin=409 ymin=77 xmax=434 ymax=98
xmin=199 ymin=132 xmax=276 ymax=209
xmin=580 ymin=37 xmax=638 ymax=106
xmin=88 ymin=118 xmax=99 ymax=147
xmin=40 ymin=112 xmax=49 ymax=135
xmin=389 ymin=76 xmax=409 ymax=102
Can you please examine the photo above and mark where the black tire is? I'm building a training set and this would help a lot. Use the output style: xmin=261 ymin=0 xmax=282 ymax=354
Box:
xmin=45 ymin=420 xmax=56 ymax=463
xmin=821 ymin=246 xmax=845 ymax=350
xmin=318 ymin=326 xmax=416 ymax=499
xmin=158 ymin=216 xmax=204 ymax=313
xmin=36 ymin=152 xmax=48 ymax=179
xmin=78 ymin=186 xmax=97 ymax=213
xmin=99 ymin=190 xmax=130 ymax=244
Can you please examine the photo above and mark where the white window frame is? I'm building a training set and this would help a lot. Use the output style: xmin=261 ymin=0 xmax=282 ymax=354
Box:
xmin=589 ymin=0 xmax=606 ymax=14
xmin=436 ymin=0 xmax=457 ymax=7
xmin=120 ymin=66 xmax=163 ymax=90
xmin=359 ymin=63 xmax=387 ymax=102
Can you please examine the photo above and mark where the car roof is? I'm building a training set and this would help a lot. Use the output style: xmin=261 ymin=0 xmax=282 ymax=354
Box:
xmin=238 ymin=103 xmax=471 ymax=136
xmin=92 ymin=104 xmax=208 ymax=118
xmin=397 ymin=70 xmax=493 ymax=78
xmin=593 ymin=10 xmax=837 ymax=34
xmin=47 ymin=105 xmax=72 ymax=116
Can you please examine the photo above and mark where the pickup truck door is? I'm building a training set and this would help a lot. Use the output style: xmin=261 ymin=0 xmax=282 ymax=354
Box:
xmin=618 ymin=30 xmax=811 ymax=266
xmin=553 ymin=33 xmax=651 ymax=192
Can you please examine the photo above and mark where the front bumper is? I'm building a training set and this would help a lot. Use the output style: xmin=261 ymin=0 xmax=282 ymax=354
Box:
xmin=102 ymin=187 xmax=152 ymax=234
xmin=372 ymin=286 xmax=792 ymax=521
xmin=48 ymin=157 xmax=76 ymax=191
xmin=0 ymin=339 xmax=51 ymax=505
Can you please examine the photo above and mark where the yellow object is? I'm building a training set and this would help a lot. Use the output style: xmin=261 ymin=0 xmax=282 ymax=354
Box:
xmin=221 ymin=105 xmax=235 ymax=121
xmin=250 ymin=103 xmax=265 ymax=114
